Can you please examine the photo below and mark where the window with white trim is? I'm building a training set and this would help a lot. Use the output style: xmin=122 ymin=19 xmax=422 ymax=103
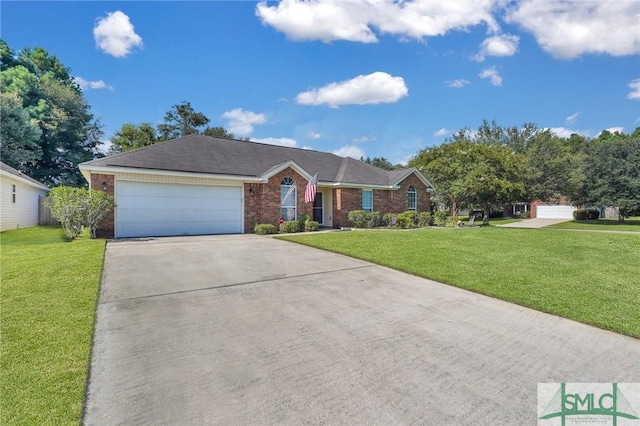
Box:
xmin=407 ymin=185 xmax=417 ymax=211
xmin=11 ymin=185 xmax=16 ymax=203
xmin=362 ymin=190 xmax=373 ymax=212
xmin=280 ymin=177 xmax=297 ymax=220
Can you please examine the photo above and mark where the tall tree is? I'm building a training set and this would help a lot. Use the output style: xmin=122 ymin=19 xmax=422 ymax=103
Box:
xmin=409 ymin=139 xmax=526 ymax=224
xmin=203 ymin=126 xmax=234 ymax=139
xmin=157 ymin=101 xmax=210 ymax=141
xmin=0 ymin=92 xmax=42 ymax=168
xmin=0 ymin=42 xmax=103 ymax=186
xmin=110 ymin=122 xmax=158 ymax=153
xmin=583 ymin=129 xmax=640 ymax=221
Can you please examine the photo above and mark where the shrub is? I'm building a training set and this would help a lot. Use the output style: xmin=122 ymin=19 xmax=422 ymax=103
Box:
xmin=49 ymin=186 xmax=85 ymax=239
xmin=574 ymin=209 xmax=599 ymax=220
xmin=586 ymin=209 xmax=600 ymax=220
xmin=279 ymin=220 xmax=299 ymax=233
xmin=416 ymin=212 xmax=434 ymax=227
xmin=348 ymin=210 xmax=368 ymax=228
xmin=382 ymin=213 xmax=397 ymax=227
xmin=48 ymin=186 xmax=116 ymax=239
xmin=254 ymin=224 xmax=277 ymax=235
xmin=433 ymin=210 xmax=450 ymax=226
xmin=573 ymin=209 xmax=588 ymax=220
xmin=83 ymin=191 xmax=116 ymax=239
xmin=367 ymin=211 xmax=382 ymax=228
xmin=523 ymin=211 xmax=531 ymax=219
xmin=396 ymin=211 xmax=417 ymax=229
xmin=305 ymin=221 xmax=320 ymax=232
xmin=298 ymin=214 xmax=310 ymax=231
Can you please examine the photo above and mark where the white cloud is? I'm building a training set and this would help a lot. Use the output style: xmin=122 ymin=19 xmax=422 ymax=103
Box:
xmin=251 ymin=137 xmax=304 ymax=149
xmin=433 ymin=128 xmax=449 ymax=137
xmin=351 ymin=135 xmax=377 ymax=143
xmin=74 ymin=76 xmax=113 ymax=91
xmin=332 ymin=145 xmax=366 ymax=159
xmin=93 ymin=11 xmax=143 ymax=58
xmin=307 ymin=131 xmax=322 ymax=139
xmin=506 ymin=0 xmax=640 ymax=58
xmin=566 ymin=112 xmax=580 ymax=124
xmin=473 ymin=34 xmax=519 ymax=61
xmin=256 ymin=0 xmax=499 ymax=43
xmin=479 ymin=66 xmax=502 ymax=86
xmin=446 ymin=79 xmax=470 ymax=88
xmin=628 ymin=79 xmax=640 ymax=100
xmin=296 ymin=72 xmax=408 ymax=108
xmin=603 ymin=127 xmax=624 ymax=135
xmin=221 ymin=108 xmax=267 ymax=137
xmin=548 ymin=127 xmax=590 ymax=138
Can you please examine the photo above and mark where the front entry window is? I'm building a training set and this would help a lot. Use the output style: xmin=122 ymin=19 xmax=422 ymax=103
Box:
xmin=281 ymin=177 xmax=297 ymax=220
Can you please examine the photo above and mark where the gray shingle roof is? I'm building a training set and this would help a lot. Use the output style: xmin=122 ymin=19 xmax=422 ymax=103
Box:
xmin=82 ymin=135 xmax=426 ymax=187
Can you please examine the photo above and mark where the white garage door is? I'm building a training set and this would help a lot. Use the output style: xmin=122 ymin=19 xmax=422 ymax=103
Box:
xmin=116 ymin=181 xmax=242 ymax=238
xmin=536 ymin=205 xmax=576 ymax=219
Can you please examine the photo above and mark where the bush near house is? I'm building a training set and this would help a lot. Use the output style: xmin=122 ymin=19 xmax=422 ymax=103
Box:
xmin=350 ymin=210 xmax=435 ymax=229
xmin=305 ymin=221 xmax=320 ymax=232
xmin=298 ymin=214 xmax=310 ymax=231
xmin=254 ymin=224 xmax=277 ymax=235
xmin=279 ymin=220 xmax=299 ymax=233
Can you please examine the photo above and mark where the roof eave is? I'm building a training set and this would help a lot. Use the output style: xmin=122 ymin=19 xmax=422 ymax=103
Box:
xmin=78 ymin=164 xmax=262 ymax=183
xmin=0 ymin=169 xmax=49 ymax=191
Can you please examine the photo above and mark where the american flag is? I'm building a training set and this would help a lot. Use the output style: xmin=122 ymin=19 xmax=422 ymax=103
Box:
xmin=305 ymin=172 xmax=318 ymax=203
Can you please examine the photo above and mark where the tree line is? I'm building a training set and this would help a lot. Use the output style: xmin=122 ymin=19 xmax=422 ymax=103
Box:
xmin=109 ymin=101 xmax=235 ymax=154
xmin=408 ymin=121 xmax=640 ymax=223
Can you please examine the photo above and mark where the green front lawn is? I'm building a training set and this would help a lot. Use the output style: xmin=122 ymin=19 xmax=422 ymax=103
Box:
xmin=546 ymin=219 xmax=640 ymax=232
xmin=279 ymin=228 xmax=640 ymax=338
xmin=1 ymin=226 xmax=105 ymax=425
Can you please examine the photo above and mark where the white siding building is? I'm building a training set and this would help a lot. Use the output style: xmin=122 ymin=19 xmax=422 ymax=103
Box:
xmin=1 ymin=162 xmax=49 ymax=231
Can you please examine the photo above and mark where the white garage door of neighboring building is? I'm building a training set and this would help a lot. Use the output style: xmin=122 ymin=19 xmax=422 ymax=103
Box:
xmin=116 ymin=181 xmax=242 ymax=238
xmin=536 ymin=205 xmax=576 ymax=219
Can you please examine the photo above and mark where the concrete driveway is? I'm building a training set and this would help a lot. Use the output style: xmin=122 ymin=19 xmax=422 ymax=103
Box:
xmin=84 ymin=235 xmax=640 ymax=425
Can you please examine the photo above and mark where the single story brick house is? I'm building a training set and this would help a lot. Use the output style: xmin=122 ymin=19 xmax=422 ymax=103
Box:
xmin=79 ymin=135 xmax=434 ymax=238
xmin=0 ymin=161 xmax=49 ymax=231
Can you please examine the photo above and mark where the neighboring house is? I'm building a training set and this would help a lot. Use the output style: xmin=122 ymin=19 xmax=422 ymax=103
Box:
xmin=0 ymin=161 xmax=49 ymax=231
xmin=530 ymin=199 xmax=576 ymax=219
xmin=79 ymin=135 xmax=434 ymax=238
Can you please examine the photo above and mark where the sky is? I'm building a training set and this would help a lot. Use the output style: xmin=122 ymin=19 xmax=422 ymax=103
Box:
xmin=2 ymin=0 xmax=640 ymax=164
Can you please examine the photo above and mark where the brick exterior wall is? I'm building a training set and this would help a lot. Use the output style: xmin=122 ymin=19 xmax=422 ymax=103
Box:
xmin=90 ymin=173 xmax=115 ymax=238
xmin=244 ymin=167 xmax=313 ymax=232
xmin=332 ymin=188 xmax=362 ymax=228
xmin=92 ymin=168 xmax=431 ymax=236
xmin=331 ymin=172 xmax=431 ymax=228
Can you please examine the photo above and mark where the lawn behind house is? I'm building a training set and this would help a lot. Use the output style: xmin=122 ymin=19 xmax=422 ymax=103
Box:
xmin=1 ymin=226 xmax=105 ymax=425
xmin=546 ymin=218 xmax=640 ymax=232
xmin=279 ymin=228 xmax=640 ymax=338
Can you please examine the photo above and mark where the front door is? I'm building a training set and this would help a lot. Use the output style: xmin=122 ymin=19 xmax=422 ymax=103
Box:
xmin=313 ymin=192 xmax=323 ymax=224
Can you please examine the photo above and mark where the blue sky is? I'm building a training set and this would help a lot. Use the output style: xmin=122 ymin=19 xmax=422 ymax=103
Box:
xmin=3 ymin=0 xmax=639 ymax=164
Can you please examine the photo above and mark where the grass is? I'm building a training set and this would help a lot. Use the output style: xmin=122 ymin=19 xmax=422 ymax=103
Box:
xmin=1 ymin=226 xmax=105 ymax=425
xmin=278 ymin=227 xmax=640 ymax=338
xmin=546 ymin=219 xmax=640 ymax=232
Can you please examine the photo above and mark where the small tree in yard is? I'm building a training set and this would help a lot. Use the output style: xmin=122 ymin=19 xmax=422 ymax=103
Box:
xmin=48 ymin=186 xmax=115 ymax=239
xmin=83 ymin=191 xmax=116 ymax=238
xmin=48 ymin=186 xmax=86 ymax=239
